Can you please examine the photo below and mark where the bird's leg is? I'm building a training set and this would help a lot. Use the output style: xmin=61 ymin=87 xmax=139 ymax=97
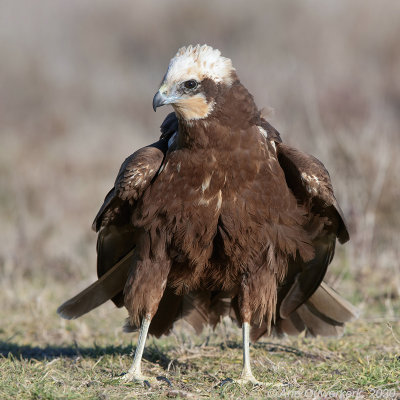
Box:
xmin=121 ymin=314 xmax=173 ymax=387
xmin=236 ymin=322 xmax=262 ymax=385
xmin=121 ymin=314 xmax=153 ymax=383
xmin=233 ymin=276 xmax=261 ymax=384
xmin=223 ymin=276 xmax=263 ymax=385
xmin=218 ymin=321 xmax=262 ymax=387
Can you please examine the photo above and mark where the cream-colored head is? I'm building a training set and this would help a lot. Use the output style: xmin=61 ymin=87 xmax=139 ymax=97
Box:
xmin=153 ymin=45 xmax=235 ymax=121
xmin=165 ymin=45 xmax=234 ymax=86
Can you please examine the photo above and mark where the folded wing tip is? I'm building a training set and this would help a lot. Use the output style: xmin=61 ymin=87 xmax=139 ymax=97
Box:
xmin=57 ymin=305 xmax=76 ymax=320
xmin=348 ymin=304 xmax=361 ymax=320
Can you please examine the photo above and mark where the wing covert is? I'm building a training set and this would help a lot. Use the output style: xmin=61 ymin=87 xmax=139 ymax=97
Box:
xmin=276 ymin=143 xmax=349 ymax=243
xmin=92 ymin=139 xmax=170 ymax=232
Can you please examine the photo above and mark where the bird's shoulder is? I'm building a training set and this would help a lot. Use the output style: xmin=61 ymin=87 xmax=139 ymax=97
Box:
xmin=260 ymin=117 xmax=282 ymax=143
xmin=92 ymin=118 xmax=178 ymax=232
xmin=114 ymin=143 xmax=166 ymax=201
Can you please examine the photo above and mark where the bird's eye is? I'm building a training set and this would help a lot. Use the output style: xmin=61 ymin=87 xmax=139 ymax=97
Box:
xmin=183 ymin=80 xmax=198 ymax=90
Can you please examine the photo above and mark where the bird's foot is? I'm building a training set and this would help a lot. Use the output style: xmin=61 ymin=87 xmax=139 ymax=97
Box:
xmin=218 ymin=374 xmax=284 ymax=387
xmin=235 ymin=372 xmax=264 ymax=386
xmin=119 ymin=370 xmax=154 ymax=386
xmin=217 ymin=374 xmax=262 ymax=387
xmin=119 ymin=371 xmax=172 ymax=388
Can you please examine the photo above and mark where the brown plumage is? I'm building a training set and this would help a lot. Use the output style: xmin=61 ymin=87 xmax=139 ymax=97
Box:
xmin=58 ymin=45 xmax=357 ymax=384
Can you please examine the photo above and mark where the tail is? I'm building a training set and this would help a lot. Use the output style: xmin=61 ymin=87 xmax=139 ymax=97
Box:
xmin=124 ymin=290 xmax=232 ymax=337
xmin=57 ymin=249 xmax=134 ymax=319
xmin=251 ymin=282 xmax=359 ymax=341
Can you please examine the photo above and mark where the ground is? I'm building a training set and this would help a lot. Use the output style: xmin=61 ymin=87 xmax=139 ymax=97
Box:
xmin=0 ymin=273 xmax=399 ymax=399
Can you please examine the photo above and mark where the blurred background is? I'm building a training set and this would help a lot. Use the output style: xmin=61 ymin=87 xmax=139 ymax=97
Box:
xmin=0 ymin=0 xmax=399 ymax=341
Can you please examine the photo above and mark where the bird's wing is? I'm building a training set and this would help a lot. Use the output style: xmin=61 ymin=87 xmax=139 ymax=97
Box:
xmin=260 ymin=117 xmax=282 ymax=143
xmin=275 ymin=143 xmax=350 ymax=319
xmin=93 ymin=113 xmax=178 ymax=233
xmin=92 ymin=139 xmax=170 ymax=233
xmin=94 ymin=139 xmax=170 ymax=304
xmin=58 ymin=119 xmax=176 ymax=319
xmin=159 ymin=112 xmax=179 ymax=141
xmin=250 ymin=281 xmax=359 ymax=341
xmin=276 ymin=143 xmax=349 ymax=243
xmin=57 ymin=249 xmax=134 ymax=319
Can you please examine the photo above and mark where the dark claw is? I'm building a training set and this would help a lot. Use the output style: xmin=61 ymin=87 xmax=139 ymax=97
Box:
xmin=143 ymin=380 xmax=151 ymax=388
xmin=216 ymin=378 xmax=233 ymax=388
xmin=156 ymin=376 xmax=173 ymax=387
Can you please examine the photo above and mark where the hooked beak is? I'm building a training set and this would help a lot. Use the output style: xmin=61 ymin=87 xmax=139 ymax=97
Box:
xmin=153 ymin=86 xmax=181 ymax=112
xmin=152 ymin=91 xmax=168 ymax=112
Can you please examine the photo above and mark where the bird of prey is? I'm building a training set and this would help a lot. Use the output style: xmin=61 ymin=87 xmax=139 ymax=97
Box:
xmin=58 ymin=44 xmax=357 ymax=385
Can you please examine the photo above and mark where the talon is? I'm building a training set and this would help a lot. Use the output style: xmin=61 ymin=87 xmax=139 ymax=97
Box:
xmin=234 ymin=377 xmax=284 ymax=386
xmin=143 ymin=380 xmax=151 ymax=388
xmin=272 ymin=381 xmax=286 ymax=387
xmin=119 ymin=371 xmax=155 ymax=384
xmin=119 ymin=373 xmax=131 ymax=382
xmin=156 ymin=376 xmax=172 ymax=387
xmin=216 ymin=378 xmax=234 ymax=388
xmin=119 ymin=371 xmax=171 ymax=387
xmin=235 ymin=377 xmax=263 ymax=386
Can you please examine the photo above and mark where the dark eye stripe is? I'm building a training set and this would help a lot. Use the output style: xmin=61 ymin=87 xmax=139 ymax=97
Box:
xmin=184 ymin=80 xmax=198 ymax=90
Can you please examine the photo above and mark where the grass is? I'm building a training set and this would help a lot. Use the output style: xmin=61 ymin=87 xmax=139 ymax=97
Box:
xmin=1 ymin=322 xmax=399 ymax=399
xmin=0 ymin=275 xmax=399 ymax=399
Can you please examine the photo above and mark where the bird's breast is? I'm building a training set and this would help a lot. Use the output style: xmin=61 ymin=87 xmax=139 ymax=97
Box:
xmin=134 ymin=142 xmax=279 ymax=289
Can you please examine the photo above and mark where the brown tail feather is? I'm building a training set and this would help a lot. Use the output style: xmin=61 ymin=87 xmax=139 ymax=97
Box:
xmin=182 ymin=292 xmax=231 ymax=333
xmin=274 ymin=311 xmax=306 ymax=336
xmin=182 ymin=292 xmax=211 ymax=334
xmin=123 ymin=291 xmax=232 ymax=337
xmin=251 ymin=281 xmax=358 ymax=341
xmin=57 ymin=249 xmax=134 ymax=319
xmin=123 ymin=291 xmax=214 ymax=336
